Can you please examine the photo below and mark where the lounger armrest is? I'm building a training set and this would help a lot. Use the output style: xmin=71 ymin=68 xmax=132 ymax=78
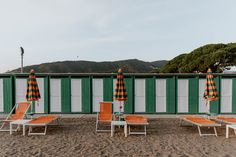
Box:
xmin=0 ymin=119 xmax=13 ymax=122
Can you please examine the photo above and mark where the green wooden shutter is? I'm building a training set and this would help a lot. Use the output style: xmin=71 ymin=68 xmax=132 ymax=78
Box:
xmin=166 ymin=77 xmax=176 ymax=113
xmin=44 ymin=77 xmax=49 ymax=114
xmin=145 ymin=78 xmax=155 ymax=113
xmin=232 ymin=78 xmax=236 ymax=113
xmin=210 ymin=76 xmax=220 ymax=114
xmin=61 ymin=78 xmax=71 ymax=113
xmin=188 ymin=78 xmax=198 ymax=114
xmin=82 ymin=77 xmax=91 ymax=113
xmin=124 ymin=78 xmax=134 ymax=114
xmin=103 ymin=78 xmax=113 ymax=101
xmin=3 ymin=78 xmax=13 ymax=113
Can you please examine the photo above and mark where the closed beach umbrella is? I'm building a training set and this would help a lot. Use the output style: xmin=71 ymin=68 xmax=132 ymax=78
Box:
xmin=26 ymin=69 xmax=41 ymax=113
xmin=203 ymin=68 xmax=218 ymax=114
xmin=114 ymin=68 xmax=128 ymax=116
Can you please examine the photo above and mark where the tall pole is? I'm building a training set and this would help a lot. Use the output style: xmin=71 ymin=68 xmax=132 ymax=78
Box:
xmin=20 ymin=47 xmax=24 ymax=73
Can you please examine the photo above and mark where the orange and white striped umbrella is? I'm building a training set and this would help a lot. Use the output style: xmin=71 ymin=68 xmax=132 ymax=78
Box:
xmin=204 ymin=68 xmax=218 ymax=101
xmin=114 ymin=68 xmax=128 ymax=101
xmin=26 ymin=69 xmax=41 ymax=101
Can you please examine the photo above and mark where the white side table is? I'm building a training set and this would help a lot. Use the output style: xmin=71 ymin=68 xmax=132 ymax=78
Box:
xmin=10 ymin=119 xmax=31 ymax=135
xmin=226 ymin=125 xmax=236 ymax=138
xmin=111 ymin=121 xmax=127 ymax=137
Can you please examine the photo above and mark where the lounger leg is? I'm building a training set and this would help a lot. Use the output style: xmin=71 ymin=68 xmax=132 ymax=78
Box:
xmin=226 ymin=125 xmax=229 ymax=138
xmin=16 ymin=124 xmax=20 ymax=131
xmin=96 ymin=121 xmax=98 ymax=132
xmin=197 ymin=126 xmax=202 ymax=136
xmin=0 ymin=122 xmax=6 ymax=130
xmin=144 ymin=126 xmax=146 ymax=136
xmin=124 ymin=124 xmax=127 ymax=137
xmin=111 ymin=124 xmax=114 ymax=137
xmin=214 ymin=127 xmax=217 ymax=137
xmin=129 ymin=125 xmax=130 ymax=135
xmin=28 ymin=126 xmax=32 ymax=134
xmin=198 ymin=126 xmax=219 ymax=136
xmin=10 ymin=123 xmax=12 ymax=135
xmin=0 ymin=122 xmax=14 ymax=131
xmin=234 ymin=129 xmax=236 ymax=135
xmin=96 ymin=121 xmax=112 ymax=132
xmin=23 ymin=125 xmax=26 ymax=136
xmin=56 ymin=118 xmax=60 ymax=125
xmin=44 ymin=126 xmax=47 ymax=135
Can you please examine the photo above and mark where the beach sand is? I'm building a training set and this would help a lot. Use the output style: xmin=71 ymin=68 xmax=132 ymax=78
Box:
xmin=0 ymin=117 xmax=236 ymax=157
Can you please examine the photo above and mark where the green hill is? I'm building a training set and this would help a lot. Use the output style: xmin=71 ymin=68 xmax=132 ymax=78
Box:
xmin=10 ymin=43 xmax=236 ymax=74
xmin=10 ymin=59 xmax=168 ymax=73
xmin=160 ymin=43 xmax=236 ymax=73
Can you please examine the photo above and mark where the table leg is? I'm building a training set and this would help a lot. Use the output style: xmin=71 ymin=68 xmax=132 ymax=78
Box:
xmin=124 ymin=124 xmax=127 ymax=137
xmin=111 ymin=125 xmax=114 ymax=137
xmin=226 ymin=125 xmax=229 ymax=138
xmin=129 ymin=125 xmax=130 ymax=135
xmin=23 ymin=125 xmax=26 ymax=136
xmin=10 ymin=123 xmax=12 ymax=135
xmin=145 ymin=126 xmax=147 ymax=136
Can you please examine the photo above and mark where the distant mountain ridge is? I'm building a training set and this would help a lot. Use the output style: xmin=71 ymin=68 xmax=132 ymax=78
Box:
xmin=10 ymin=59 xmax=168 ymax=73
xmin=11 ymin=43 xmax=236 ymax=74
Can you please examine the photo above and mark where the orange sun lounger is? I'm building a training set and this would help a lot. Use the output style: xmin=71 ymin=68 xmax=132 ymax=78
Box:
xmin=23 ymin=115 xmax=59 ymax=135
xmin=181 ymin=116 xmax=221 ymax=136
xmin=0 ymin=102 xmax=31 ymax=132
xmin=125 ymin=115 xmax=149 ymax=136
xmin=96 ymin=102 xmax=113 ymax=132
xmin=214 ymin=116 xmax=236 ymax=124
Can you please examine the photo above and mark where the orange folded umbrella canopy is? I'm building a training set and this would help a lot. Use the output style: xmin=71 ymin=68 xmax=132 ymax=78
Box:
xmin=26 ymin=69 xmax=41 ymax=112
xmin=203 ymin=68 xmax=218 ymax=114
xmin=203 ymin=68 xmax=218 ymax=101
xmin=114 ymin=68 xmax=128 ymax=115
xmin=114 ymin=68 xmax=128 ymax=101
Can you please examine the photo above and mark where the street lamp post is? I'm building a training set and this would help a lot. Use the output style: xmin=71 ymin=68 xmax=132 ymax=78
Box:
xmin=20 ymin=47 xmax=24 ymax=73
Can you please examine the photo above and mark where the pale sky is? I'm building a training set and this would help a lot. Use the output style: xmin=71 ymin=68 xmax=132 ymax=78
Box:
xmin=0 ymin=0 xmax=236 ymax=73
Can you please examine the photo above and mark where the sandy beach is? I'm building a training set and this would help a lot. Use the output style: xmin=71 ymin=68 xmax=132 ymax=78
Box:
xmin=0 ymin=116 xmax=236 ymax=157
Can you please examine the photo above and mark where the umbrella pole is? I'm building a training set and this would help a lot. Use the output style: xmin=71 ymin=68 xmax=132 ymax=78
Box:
xmin=206 ymin=100 xmax=210 ymax=118
xmin=119 ymin=101 xmax=121 ymax=121
xmin=30 ymin=101 xmax=34 ymax=119
xmin=31 ymin=101 xmax=33 ymax=113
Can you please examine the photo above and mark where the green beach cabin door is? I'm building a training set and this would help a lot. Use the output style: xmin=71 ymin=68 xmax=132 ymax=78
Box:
xmin=35 ymin=78 xmax=45 ymax=113
xmin=92 ymin=79 xmax=103 ymax=112
xmin=199 ymin=79 xmax=207 ymax=113
xmin=135 ymin=79 xmax=146 ymax=113
xmin=177 ymin=79 xmax=188 ymax=113
xmin=221 ymin=79 xmax=233 ymax=113
xmin=15 ymin=78 xmax=27 ymax=103
xmin=50 ymin=79 xmax=61 ymax=113
xmin=71 ymin=79 xmax=82 ymax=112
xmin=156 ymin=79 xmax=166 ymax=113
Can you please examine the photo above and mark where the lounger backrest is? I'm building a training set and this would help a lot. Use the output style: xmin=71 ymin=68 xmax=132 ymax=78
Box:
xmin=10 ymin=102 xmax=30 ymax=120
xmin=29 ymin=116 xmax=58 ymax=124
xmin=100 ymin=102 xmax=112 ymax=114
xmin=98 ymin=102 xmax=112 ymax=121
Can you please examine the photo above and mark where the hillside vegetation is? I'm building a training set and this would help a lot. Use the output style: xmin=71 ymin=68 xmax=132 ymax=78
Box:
xmin=160 ymin=43 xmax=236 ymax=73
xmin=10 ymin=43 xmax=236 ymax=73
xmin=10 ymin=59 xmax=167 ymax=73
